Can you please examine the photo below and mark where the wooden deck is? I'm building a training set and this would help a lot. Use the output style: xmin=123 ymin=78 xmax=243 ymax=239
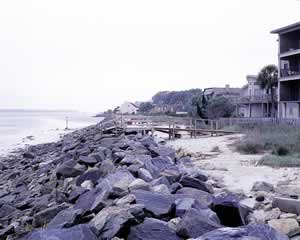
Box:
xmin=99 ymin=115 xmax=236 ymax=140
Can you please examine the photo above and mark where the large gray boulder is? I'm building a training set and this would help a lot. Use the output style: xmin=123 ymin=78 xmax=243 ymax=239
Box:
xmin=128 ymin=218 xmax=182 ymax=240
xmin=104 ymin=170 xmax=135 ymax=196
xmin=33 ymin=203 xmax=69 ymax=227
xmin=179 ymin=176 xmax=212 ymax=193
xmin=76 ymin=168 xmax=102 ymax=186
xmin=56 ymin=159 xmax=86 ymax=178
xmin=176 ymin=208 xmax=221 ymax=238
xmin=78 ymin=155 xmax=98 ymax=166
xmin=192 ymin=224 xmax=289 ymax=240
xmin=90 ymin=205 xmax=143 ymax=239
xmin=131 ymin=190 xmax=175 ymax=218
xmin=175 ymin=187 xmax=214 ymax=207
xmin=22 ymin=224 xmax=97 ymax=240
xmin=149 ymin=146 xmax=176 ymax=160
xmin=48 ymin=207 xmax=82 ymax=228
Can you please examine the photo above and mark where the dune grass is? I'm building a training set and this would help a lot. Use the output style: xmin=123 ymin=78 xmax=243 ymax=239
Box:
xmin=233 ymin=123 xmax=300 ymax=167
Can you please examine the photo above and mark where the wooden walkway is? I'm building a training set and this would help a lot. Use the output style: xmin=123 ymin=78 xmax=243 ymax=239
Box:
xmin=99 ymin=115 xmax=236 ymax=140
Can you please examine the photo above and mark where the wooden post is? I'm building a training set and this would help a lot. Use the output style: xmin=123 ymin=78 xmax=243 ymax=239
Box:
xmin=190 ymin=119 xmax=193 ymax=138
xmin=172 ymin=122 xmax=175 ymax=140
xmin=169 ymin=120 xmax=171 ymax=140
xmin=210 ymin=120 xmax=213 ymax=136
xmin=194 ymin=119 xmax=197 ymax=138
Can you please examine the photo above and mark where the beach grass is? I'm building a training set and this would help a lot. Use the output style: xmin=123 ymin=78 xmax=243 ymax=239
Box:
xmin=233 ymin=123 xmax=300 ymax=167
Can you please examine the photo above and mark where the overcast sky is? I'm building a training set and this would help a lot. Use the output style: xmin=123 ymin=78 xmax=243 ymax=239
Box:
xmin=0 ymin=0 xmax=299 ymax=112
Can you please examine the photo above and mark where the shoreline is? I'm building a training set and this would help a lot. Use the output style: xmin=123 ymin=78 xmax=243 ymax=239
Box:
xmin=0 ymin=118 xmax=295 ymax=239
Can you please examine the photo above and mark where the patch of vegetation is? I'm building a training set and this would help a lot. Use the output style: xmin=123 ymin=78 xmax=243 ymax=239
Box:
xmin=235 ymin=140 xmax=264 ymax=154
xmin=234 ymin=124 xmax=300 ymax=167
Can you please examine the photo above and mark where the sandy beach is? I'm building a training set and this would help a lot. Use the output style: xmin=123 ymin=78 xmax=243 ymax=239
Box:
xmin=167 ymin=134 xmax=300 ymax=194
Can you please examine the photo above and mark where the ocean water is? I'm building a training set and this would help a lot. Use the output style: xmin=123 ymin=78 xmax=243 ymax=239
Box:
xmin=0 ymin=110 xmax=101 ymax=156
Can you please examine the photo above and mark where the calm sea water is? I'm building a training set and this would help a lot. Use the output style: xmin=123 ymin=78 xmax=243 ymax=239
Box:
xmin=0 ymin=110 xmax=101 ymax=156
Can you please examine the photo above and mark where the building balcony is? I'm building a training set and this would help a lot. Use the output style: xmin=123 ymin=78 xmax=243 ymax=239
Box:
xmin=280 ymin=48 xmax=300 ymax=58
xmin=280 ymin=69 xmax=300 ymax=81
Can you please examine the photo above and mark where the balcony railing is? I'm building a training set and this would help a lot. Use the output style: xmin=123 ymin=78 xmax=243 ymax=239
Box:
xmin=281 ymin=69 xmax=300 ymax=78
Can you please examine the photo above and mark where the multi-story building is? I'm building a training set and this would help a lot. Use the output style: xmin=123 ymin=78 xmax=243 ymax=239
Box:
xmin=238 ymin=75 xmax=277 ymax=117
xmin=271 ymin=22 xmax=300 ymax=118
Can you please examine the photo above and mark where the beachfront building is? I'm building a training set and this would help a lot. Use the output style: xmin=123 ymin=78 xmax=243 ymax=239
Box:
xmin=271 ymin=22 xmax=300 ymax=118
xmin=118 ymin=101 xmax=139 ymax=115
xmin=238 ymin=75 xmax=277 ymax=117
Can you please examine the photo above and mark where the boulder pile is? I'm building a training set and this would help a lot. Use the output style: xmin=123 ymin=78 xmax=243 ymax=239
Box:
xmin=0 ymin=119 xmax=291 ymax=239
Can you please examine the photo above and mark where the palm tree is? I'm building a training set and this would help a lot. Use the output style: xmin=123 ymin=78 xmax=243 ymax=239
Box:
xmin=257 ymin=64 xmax=278 ymax=117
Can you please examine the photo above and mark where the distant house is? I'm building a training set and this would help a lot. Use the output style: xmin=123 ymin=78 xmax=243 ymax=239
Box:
xmin=237 ymin=75 xmax=278 ymax=117
xmin=118 ymin=101 xmax=139 ymax=115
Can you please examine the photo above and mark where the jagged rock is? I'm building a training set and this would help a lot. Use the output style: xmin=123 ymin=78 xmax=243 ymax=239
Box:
xmin=151 ymin=176 xmax=170 ymax=187
xmin=129 ymin=179 xmax=150 ymax=191
xmin=89 ymin=152 xmax=105 ymax=162
xmin=268 ymin=218 xmax=300 ymax=236
xmin=132 ymin=190 xmax=175 ymax=218
xmin=68 ymin=187 xmax=88 ymax=203
xmin=78 ymin=155 xmax=98 ymax=166
xmin=0 ymin=204 xmax=16 ymax=218
xmin=175 ymin=198 xmax=194 ymax=218
xmin=48 ymin=207 xmax=82 ymax=228
xmin=56 ymin=160 xmax=86 ymax=178
xmin=33 ymin=203 xmax=69 ymax=227
xmin=176 ymin=208 xmax=221 ymax=238
xmin=138 ymin=168 xmax=153 ymax=182
xmin=74 ymin=180 xmax=111 ymax=215
xmin=23 ymin=151 xmax=35 ymax=159
xmin=193 ymin=224 xmax=288 ymax=240
xmin=144 ymin=156 xmax=174 ymax=178
xmin=114 ymin=194 xmax=136 ymax=206
xmin=153 ymin=184 xmax=170 ymax=194
xmin=252 ymin=181 xmax=274 ymax=192
xmin=175 ymin=187 xmax=214 ymax=207
xmin=128 ymin=218 xmax=182 ymax=240
xmin=149 ymin=146 xmax=176 ymax=160
xmin=120 ymin=154 xmax=151 ymax=166
xmin=189 ymin=171 xmax=209 ymax=182
xmin=23 ymin=224 xmax=98 ymax=240
xmin=160 ymin=165 xmax=182 ymax=183
xmin=76 ymin=168 xmax=102 ymax=186
xmin=99 ymin=159 xmax=116 ymax=177
xmin=179 ymin=176 xmax=211 ymax=193
xmin=90 ymin=206 xmax=136 ymax=239
xmin=104 ymin=170 xmax=136 ymax=197
xmin=170 ymin=182 xmax=182 ymax=193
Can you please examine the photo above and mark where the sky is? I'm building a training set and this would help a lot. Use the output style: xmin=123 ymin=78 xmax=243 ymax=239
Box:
xmin=0 ymin=0 xmax=300 ymax=112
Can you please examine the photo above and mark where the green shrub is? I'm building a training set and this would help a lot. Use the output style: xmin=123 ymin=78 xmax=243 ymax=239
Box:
xmin=272 ymin=145 xmax=290 ymax=156
xmin=236 ymin=140 xmax=264 ymax=154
